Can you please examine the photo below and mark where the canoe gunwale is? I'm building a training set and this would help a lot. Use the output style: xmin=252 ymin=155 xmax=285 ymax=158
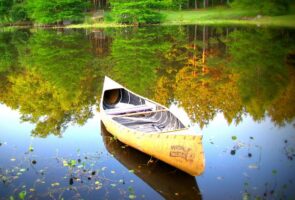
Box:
xmin=100 ymin=76 xmax=205 ymax=176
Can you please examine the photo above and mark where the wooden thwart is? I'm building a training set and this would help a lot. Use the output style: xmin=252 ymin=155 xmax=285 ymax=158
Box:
xmin=105 ymin=104 xmax=154 ymax=115
xmin=112 ymin=109 xmax=167 ymax=118
xmin=114 ymin=116 xmax=157 ymax=123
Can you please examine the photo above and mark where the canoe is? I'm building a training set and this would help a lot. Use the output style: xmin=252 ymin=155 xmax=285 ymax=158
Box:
xmin=100 ymin=76 xmax=205 ymax=176
xmin=101 ymin=122 xmax=201 ymax=200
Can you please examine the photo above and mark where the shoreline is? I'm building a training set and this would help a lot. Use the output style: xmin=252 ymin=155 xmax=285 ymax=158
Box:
xmin=1 ymin=10 xmax=295 ymax=29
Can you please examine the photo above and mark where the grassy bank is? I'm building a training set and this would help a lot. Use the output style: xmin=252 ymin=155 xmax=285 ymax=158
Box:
xmin=160 ymin=7 xmax=295 ymax=28
xmin=65 ymin=7 xmax=295 ymax=28
xmin=2 ymin=7 xmax=295 ymax=29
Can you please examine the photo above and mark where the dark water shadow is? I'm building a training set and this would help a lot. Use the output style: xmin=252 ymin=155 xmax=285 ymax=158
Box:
xmin=100 ymin=122 xmax=202 ymax=200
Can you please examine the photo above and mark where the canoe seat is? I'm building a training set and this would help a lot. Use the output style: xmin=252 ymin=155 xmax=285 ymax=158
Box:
xmin=105 ymin=104 xmax=154 ymax=115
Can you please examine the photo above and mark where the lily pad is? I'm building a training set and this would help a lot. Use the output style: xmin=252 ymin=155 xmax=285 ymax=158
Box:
xmin=69 ymin=178 xmax=74 ymax=185
xmin=119 ymin=179 xmax=124 ymax=183
xmin=248 ymin=164 xmax=258 ymax=169
xmin=272 ymin=169 xmax=277 ymax=175
xmin=29 ymin=145 xmax=34 ymax=152
xmin=18 ymin=191 xmax=26 ymax=200
xmin=129 ymin=194 xmax=136 ymax=199
xmin=232 ymin=136 xmax=237 ymax=140
xmin=20 ymin=168 xmax=26 ymax=172
xmin=51 ymin=182 xmax=60 ymax=187
xmin=63 ymin=160 xmax=68 ymax=167
xmin=69 ymin=160 xmax=76 ymax=167
xmin=230 ymin=150 xmax=236 ymax=155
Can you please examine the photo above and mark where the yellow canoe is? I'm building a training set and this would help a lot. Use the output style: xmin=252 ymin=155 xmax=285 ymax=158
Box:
xmin=101 ymin=123 xmax=201 ymax=200
xmin=100 ymin=76 xmax=205 ymax=176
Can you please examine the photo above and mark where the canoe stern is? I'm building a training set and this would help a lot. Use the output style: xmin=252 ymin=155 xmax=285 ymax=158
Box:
xmin=100 ymin=113 xmax=205 ymax=176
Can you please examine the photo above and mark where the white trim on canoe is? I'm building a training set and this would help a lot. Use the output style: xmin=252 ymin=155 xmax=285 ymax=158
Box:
xmin=103 ymin=76 xmax=124 ymax=91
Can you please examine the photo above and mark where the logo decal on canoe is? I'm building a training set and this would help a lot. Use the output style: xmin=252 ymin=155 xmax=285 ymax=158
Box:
xmin=169 ymin=145 xmax=194 ymax=162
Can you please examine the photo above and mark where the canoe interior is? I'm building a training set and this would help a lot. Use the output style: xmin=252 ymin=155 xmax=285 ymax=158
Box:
xmin=103 ymin=88 xmax=185 ymax=133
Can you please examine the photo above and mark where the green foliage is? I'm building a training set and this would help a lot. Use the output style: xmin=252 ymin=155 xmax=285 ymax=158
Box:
xmin=0 ymin=0 xmax=13 ymax=18
xmin=171 ymin=0 xmax=189 ymax=10
xmin=109 ymin=0 xmax=165 ymax=24
xmin=106 ymin=27 xmax=171 ymax=96
xmin=0 ymin=1 xmax=28 ymax=23
xmin=0 ymin=30 xmax=29 ymax=73
xmin=0 ymin=32 xmax=17 ymax=73
xmin=231 ymin=0 xmax=291 ymax=15
xmin=20 ymin=30 xmax=92 ymax=92
xmin=0 ymin=29 xmax=103 ymax=137
xmin=26 ymin=0 xmax=90 ymax=24
xmin=228 ymin=28 xmax=293 ymax=120
xmin=10 ymin=3 xmax=28 ymax=22
xmin=1 ymin=26 xmax=295 ymax=137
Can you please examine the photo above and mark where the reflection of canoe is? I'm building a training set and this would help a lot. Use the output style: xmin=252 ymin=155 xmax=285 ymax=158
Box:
xmin=101 ymin=123 xmax=202 ymax=200
xmin=100 ymin=76 xmax=205 ymax=176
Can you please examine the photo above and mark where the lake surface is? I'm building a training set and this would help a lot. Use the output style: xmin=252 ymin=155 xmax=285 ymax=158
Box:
xmin=0 ymin=25 xmax=295 ymax=199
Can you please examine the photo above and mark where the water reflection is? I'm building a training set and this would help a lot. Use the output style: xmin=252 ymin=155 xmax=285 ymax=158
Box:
xmin=0 ymin=26 xmax=294 ymax=137
xmin=0 ymin=29 xmax=104 ymax=137
xmin=0 ymin=25 xmax=295 ymax=199
xmin=101 ymin=123 xmax=201 ymax=200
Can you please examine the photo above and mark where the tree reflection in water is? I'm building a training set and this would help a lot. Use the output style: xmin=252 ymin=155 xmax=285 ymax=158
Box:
xmin=0 ymin=26 xmax=294 ymax=137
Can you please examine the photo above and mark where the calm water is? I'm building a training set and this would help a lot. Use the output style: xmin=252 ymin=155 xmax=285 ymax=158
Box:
xmin=0 ymin=25 xmax=295 ymax=200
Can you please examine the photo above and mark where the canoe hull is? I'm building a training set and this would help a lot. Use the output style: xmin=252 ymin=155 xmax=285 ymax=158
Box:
xmin=101 ymin=113 xmax=205 ymax=176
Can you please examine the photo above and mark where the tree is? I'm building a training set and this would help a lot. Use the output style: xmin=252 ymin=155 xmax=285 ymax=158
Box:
xmin=228 ymin=28 xmax=294 ymax=121
xmin=0 ymin=0 xmax=13 ymax=18
xmin=109 ymin=0 xmax=166 ymax=24
xmin=26 ymin=0 xmax=90 ymax=24
xmin=171 ymin=0 xmax=189 ymax=9
xmin=10 ymin=2 xmax=28 ymax=22
xmin=0 ymin=29 xmax=104 ymax=137
xmin=105 ymin=26 xmax=172 ymax=97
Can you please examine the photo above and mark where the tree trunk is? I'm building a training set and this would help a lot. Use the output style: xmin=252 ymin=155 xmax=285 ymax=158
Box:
xmin=202 ymin=26 xmax=206 ymax=64
xmin=203 ymin=0 xmax=208 ymax=8
xmin=194 ymin=25 xmax=197 ymax=68
xmin=195 ymin=0 xmax=198 ymax=9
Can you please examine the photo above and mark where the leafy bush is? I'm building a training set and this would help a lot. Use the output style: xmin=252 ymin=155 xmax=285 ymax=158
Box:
xmin=110 ymin=1 xmax=165 ymax=24
xmin=10 ymin=3 xmax=28 ymax=22
xmin=26 ymin=0 xmax=90 ymax=24
xmin=0 ymin=0 xmax=13 ymax=17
